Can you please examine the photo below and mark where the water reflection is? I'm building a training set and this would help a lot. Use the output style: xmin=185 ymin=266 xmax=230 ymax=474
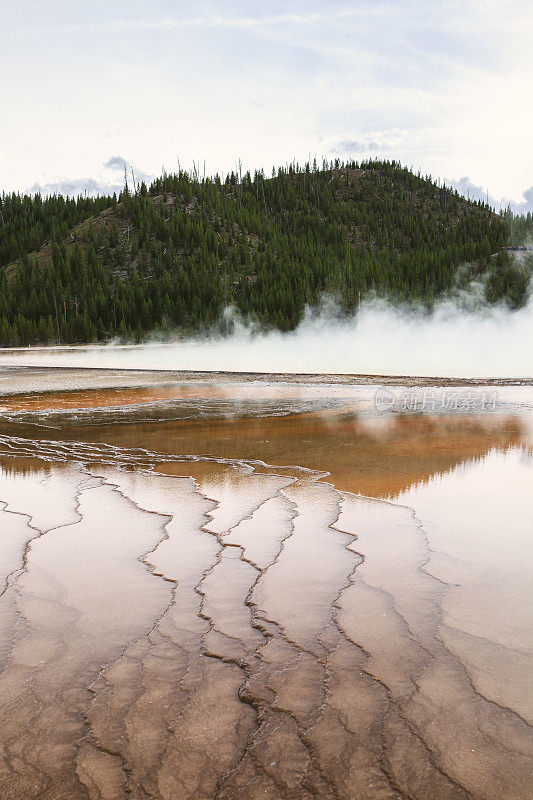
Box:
xmin=3 ymin=410 xmax=528 ymax=498
xmin=0 ymin=392 xmax=531 ymax=799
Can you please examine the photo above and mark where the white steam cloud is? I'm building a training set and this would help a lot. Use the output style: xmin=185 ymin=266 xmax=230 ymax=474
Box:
xmin=1 ymin=296 xmax=532 ymax=379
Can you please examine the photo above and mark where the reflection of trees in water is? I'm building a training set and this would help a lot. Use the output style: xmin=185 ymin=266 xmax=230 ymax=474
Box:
xmin=0 ymin=412 xmax=528 ymax=499
xmin=0 ymin=432 xmax=530 ymax=799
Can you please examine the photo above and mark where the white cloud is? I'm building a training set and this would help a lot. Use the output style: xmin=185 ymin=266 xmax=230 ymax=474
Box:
xmin=102 ymin=156 xmax=153 ymax=185
xmin=27 ymin=178 xmax=122 ymax=197
xmin=448 ymin=177 xmax=533 ymax=214
xmin=2 ymin=1 xmax=532 ymax=203
xmin=25 ymin=155 xmax=154 ymax=197
xmin=103 ymin=155 xmax=128 ymax=171
xmin=48 ymin=7 xmax=389 ymax=35
xmin=329 ymin=127 xmax=446 ymax=158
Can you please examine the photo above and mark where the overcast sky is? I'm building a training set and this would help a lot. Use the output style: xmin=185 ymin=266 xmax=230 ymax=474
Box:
xmin=2 ymin=0 xmax=532 ymax=209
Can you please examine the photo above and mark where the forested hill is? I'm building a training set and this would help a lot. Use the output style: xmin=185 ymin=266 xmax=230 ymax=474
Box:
xmin=1 ymin=159 xmax=531 ymax=346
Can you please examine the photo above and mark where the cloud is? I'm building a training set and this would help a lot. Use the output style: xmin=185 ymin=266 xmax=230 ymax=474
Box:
xmin=4 ymin=1 xmax=532 ymax=204
xmin=27 ymin=177 xmax=123 ymax=197
xmin=25 ymin=155 xmax=155 ymax=197
xmin=103 ymin=155 xmax=128 ymax=171
xmin=509 ymin=187 xmax=533 ymax=215
xmin=329 ymin=127 xmax=444 ymax=157
xmin=523 ymin=187 xmax=533 ymax=207
xmin=448 ymin=176 xmax=533 ymax=214
xmin=58 ymin=8 xmax=388 ymax=35
xmin=243 ymin=97 xmax=264 ymax=109
xmin=447 ymin=176 xmax=495 ymax=204
xmin=334 ymin=139 xmax=381 ymax=154
xmin=103 ymin=156 xmax=154 ymax=185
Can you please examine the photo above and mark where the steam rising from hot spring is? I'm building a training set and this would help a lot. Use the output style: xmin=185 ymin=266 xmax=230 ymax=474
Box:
xmin=1 ymin=297 xmax=532 ymax=379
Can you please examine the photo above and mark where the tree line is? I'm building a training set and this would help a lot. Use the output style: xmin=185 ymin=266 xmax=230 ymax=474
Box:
xmin=1 ymin=158 xmax=531 ymax=346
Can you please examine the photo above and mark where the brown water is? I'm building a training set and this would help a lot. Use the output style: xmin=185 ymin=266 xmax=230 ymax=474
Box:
xmin=0 ymin=380 xmax=531 ymax=799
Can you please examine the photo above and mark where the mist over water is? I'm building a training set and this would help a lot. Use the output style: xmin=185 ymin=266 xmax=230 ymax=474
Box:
xmin=1 ymin=296 xmax=532 ymax=378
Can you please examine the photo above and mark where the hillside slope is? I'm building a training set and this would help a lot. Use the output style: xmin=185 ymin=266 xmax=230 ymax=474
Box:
xmin=0 ymin=159 xmax=530 ymax=345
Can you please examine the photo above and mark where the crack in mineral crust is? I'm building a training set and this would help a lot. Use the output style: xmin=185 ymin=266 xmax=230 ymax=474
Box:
xmin=0 ymin=435 xmax=530 ymax=800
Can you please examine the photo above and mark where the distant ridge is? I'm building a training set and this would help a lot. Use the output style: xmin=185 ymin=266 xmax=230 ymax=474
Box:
xmin=1 ymin=159 xmax=531 ymax=345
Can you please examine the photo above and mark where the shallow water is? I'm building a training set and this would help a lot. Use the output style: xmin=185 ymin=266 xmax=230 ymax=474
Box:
xmin=0 ymin=377 xmax=531 ymax=799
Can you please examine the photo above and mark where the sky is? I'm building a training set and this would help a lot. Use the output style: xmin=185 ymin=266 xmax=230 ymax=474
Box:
xmin=1 ymin=0 xmax=532 ymax=210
